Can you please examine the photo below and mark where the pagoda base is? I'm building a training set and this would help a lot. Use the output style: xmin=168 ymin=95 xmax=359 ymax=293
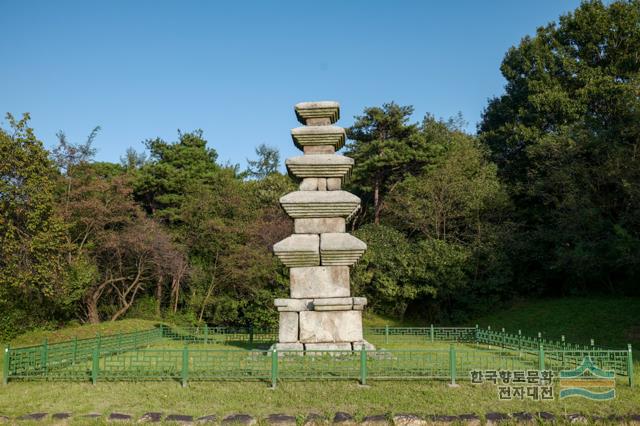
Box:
xmin=271 ymin=340 xmax=375 ymax=353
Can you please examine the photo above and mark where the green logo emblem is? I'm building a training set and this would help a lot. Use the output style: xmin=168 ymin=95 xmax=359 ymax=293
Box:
xmin=559 ymin=357 xmax=615 ymax=400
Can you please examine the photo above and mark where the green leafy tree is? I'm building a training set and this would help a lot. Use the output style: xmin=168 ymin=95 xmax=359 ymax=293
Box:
xmin=0 ymin=114 xmax=68 ymax=337
xmin=346 ymin=103 xmax=423 ymax=225
xmin=134 ymin=130 xmax=225 ymax=223
xmin=479 ymin=0 xmax=640 ymax=294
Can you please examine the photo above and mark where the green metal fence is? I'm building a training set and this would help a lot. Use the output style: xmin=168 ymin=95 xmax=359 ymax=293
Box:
xmin=3 ymin=325 xmax=634 ymax=387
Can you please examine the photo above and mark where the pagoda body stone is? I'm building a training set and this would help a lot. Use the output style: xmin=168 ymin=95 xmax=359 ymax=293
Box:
xmin=272 ymin=101 xmax=373 ymax=351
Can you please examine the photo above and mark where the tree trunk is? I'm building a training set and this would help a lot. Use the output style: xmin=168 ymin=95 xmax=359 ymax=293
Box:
xmin=86 ymin=296 xmax=101 ymax=324
xmin=155 ymin=276 xmax=163 ymax=317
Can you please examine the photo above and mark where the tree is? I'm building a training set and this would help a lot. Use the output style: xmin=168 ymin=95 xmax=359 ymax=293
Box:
xmin=386 ymin=136 xmax=508 ymax=242
xmin=0 ymin=113 xmax=68 ymax=337
xmin=134 ymin=130 xmax=224 ymax=223
xmin=120 ymin=147 xmax=147 ymax=171
xmin=479 ymin=0 xmax=640 ymax=294
xmin=346 ymin=103 xmax=422 ymax=225
xmin=346 ymin=104 xmax=459 ymax=225
xmin=246 ymin=144 xmax=280 ymax=179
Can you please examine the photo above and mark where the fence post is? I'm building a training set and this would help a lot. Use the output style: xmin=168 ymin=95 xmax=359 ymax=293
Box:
xmin=474 ymin=324 xmax=479 ymax=344
xmin=517 ymin=330 xmax=522 ymax=353
xmin=628 ymin=344 xmax=634 ymax=387
xmin=91 ymin=346 xmax=99 ymax=385
xmin=590 ymin=339 xmax=595 ymax=348
xmin=384 ymin=325 xmax=389 ymax=344
xmin=538 ymin=343 xmax=545 ymax=371
xmin=249 ymin=325 xmax=254 ymax=349
xmin=271 ymin=348 xmax=278 ymax=389
xmin=181 ymin=345 xmax=189 ymax=387
xmin=3 ymin=345 xmax=10 ymax=385
xmin=449 ymin=344 xmax=456 ymax=385
xmin=501 ymin=328 xmax=506 ymax=350
xmin=360 ymin=346 xmax=367 ymax=385
xmin=204 ymin=324 xmax=208 ymax=345
xmin=41 ymin=339 xmax=48 ymax=373
xmin=430 ymin=324 xmax=434 ymax=343
xmin=97 ymin=333 xmax=102 ymax=352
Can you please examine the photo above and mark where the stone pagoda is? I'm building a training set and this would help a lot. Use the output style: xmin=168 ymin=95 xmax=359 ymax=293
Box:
xmin=272 ymin=101 xmax=373 ymax=351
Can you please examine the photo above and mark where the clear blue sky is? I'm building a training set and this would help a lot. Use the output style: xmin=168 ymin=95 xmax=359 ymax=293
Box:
xmin=1 ymin=0 xmax=582 ymax=170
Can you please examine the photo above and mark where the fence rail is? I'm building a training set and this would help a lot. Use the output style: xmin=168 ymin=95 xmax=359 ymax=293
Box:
xmin=3 ymin=325 xmax=634 ymax=387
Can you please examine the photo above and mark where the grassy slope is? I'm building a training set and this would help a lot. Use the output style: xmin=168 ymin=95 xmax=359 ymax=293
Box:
xmin=0 ymin=299 xmax=638 ymax=422
xmin=466 ymin=297 xmax=640 ymax=350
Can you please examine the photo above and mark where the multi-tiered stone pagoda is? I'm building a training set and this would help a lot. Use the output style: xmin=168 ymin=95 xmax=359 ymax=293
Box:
xmin=272 ymin=101 xmax=374 ymax=351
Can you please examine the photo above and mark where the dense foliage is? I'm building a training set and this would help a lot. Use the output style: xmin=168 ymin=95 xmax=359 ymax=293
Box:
xmin=1 ymin=0 xmax=638 ymax=339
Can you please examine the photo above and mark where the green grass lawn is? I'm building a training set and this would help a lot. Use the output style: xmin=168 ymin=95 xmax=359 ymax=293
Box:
xmin=0 ymin=298 xmax=639 ymax=423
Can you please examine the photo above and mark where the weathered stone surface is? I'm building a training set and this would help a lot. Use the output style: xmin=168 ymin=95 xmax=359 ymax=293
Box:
xmin=295 ymin=101 xmax=340 ymax=125
xmin=313 ymin=297 xmax=353 ymax=306
xmin=428 ymin=415 xmax=458 ymax=424
xmin=333 ymin=412 xmax=354 ymax=424
xmin=565 ymin=414 xmax=587 ymax=424
xmin=304 ymin=413 xmax=327 ymax=425
xmin=52 ymin=413 xmax=72 ymax=420
xmin=485 ymin=413 xmax=510 ymax=425
xmin=458 ymin=414 xmax=481 ymax=426
xmin=278 ymin=312 xmax=299 ymax=342
xmin=279 ymin=191 xmax=360 ymax=219
xmin=265 ymin=414 xmax=296 ymax=425
xmin=273 ymin=342 xmax=304 ymax=351
xmin=139 ymin=412 xmax=163 ymax=422
xmin=392 ymin=414 xmax=426 ymax=426
xmin=290 ymin=266 xmax=350 ymax=298
xmin=275 ymin=298 xmax=312 ymax=312
xmin=286 ymin=155 xmax=353 ymax=180
xmin=17 ymin=413 xmax=48 ymax=421
xmin=165 ymin=414 xmax=193 ymax=423
xmin=320 ymin=233 xmax=366 ymax=266
xmin=294 ymin=218 xmax=345 ymax=234
xmin=299 ymin=310 xmax=363 ymax=342
xmin=222 ymin=414 xmax=256 ymax=425
xmin=318 ymin=178 xmax=327 ymax=191
xmin=352 ymin=297 xmax=367 ymax=306
xmin=511 ymin=412 xmax=533 ymax=423
xmin=536 ymin=412 xmax=556 ymax=422
xmin=327 ymin=178 xmax=341 ymax=190
xmin=300 ymin=178 xmax=319 ymax=191
xmin=109 ymin=413 xmax=133 ymax=422
xmin=313 ymin=305 xmax=352 ymax=311
xmin=304 ymin=145 xmax=335 ymax=154
xmin=352 ymin=340 xmax=375 ymax=351
xmin=361 ymin=415 xmax=388 ymax=426
xmin=273 ymin=234 xmax=319 ymax=267
xmin=304 ymin=342 xmax=353 ymax=351
xmin=291 ymin=126 xmax=346 ymax=152
xmin=196 ymin=415 xmax=218 ymax=424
